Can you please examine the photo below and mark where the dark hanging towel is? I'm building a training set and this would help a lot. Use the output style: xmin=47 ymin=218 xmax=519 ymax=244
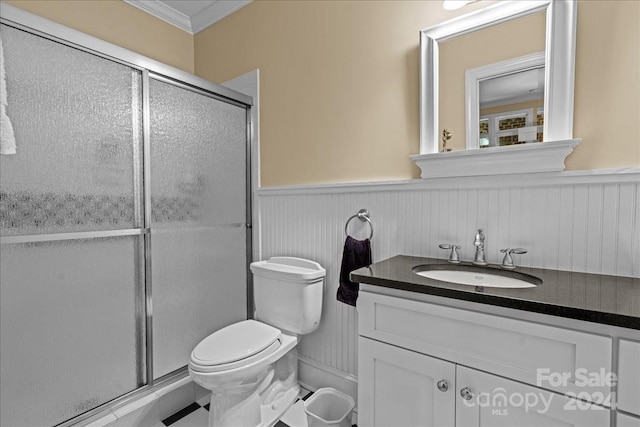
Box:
xmin=336 ymin=236 xmax=372 ymax=307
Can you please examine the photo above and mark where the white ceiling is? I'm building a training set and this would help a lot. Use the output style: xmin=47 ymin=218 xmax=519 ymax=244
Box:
xmin=479 ymin=67 xmax=545 ymax=109
xmin=123 ymin=0 xmax=252 ymax=34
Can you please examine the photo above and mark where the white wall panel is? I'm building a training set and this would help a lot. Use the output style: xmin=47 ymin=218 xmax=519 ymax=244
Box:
xmin=256 ymin=170 xmax=639 ymax=383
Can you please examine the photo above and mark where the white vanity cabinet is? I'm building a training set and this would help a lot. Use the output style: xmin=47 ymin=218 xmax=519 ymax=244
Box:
xmin=357 ymin=290 xmax=619 ymax=427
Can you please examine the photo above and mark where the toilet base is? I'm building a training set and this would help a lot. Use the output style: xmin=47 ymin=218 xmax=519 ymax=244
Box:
xmin=206 ymin=348 xmax=300 ymax=427
xmin=259 ymin=385 xmax=300 ymax=427
xmin=207 ymin=381 xmax=299 ymax=427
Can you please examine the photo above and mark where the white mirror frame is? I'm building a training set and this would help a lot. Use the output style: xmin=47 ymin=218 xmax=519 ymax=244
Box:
xmin=413 ymin=0 xmax=579 ymax=178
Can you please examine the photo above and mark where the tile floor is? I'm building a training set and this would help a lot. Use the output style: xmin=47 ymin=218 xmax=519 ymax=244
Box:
xmin=156 ymin=387 xmax=333 ymax=427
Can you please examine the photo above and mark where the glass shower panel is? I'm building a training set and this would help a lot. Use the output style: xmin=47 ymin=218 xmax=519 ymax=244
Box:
xmin=0 ymin=24 xmax=142 ymax=236
xmin=149 ymin=78 xmax=248 ymax=379
xmin=0 ymin=237 xmax=143 ymax=427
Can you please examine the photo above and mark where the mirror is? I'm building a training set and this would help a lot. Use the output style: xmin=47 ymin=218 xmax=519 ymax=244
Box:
xmin=418 ymin=0 xmax=577 ymax=156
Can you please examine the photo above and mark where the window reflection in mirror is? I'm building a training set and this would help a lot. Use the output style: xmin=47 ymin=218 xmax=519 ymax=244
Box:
xmin=438 ymin=10 xmax=545 ymax=151
xmin=478 ymin=66 xmax=544 ymax=148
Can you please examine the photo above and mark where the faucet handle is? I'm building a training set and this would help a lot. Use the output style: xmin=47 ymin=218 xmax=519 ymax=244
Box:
xmin=500 ymin=248 xmax=527 ymax=269
xmin=439 ymin=244 xmax=461 ymax=264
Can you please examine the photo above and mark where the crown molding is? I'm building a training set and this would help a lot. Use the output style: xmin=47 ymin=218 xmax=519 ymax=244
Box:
xmin=191 ymin=0 xmax=252 ymax=34
xmin=123 ymin=0 xmax=252 ymax=35
xmin=124 ymin=0 xmax=193 ymax=33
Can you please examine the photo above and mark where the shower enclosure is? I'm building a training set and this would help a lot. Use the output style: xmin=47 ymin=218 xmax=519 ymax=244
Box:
xmin=0 ymin=8 xmax=252 ymax=427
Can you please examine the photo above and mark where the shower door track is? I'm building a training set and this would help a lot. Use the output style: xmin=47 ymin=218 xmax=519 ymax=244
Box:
xmin=1 ymin=4 xmax=254 ymax=427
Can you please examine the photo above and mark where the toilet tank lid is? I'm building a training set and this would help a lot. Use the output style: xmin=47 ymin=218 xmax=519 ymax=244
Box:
xmin=250 ymin=257 xmax=326 ymax=282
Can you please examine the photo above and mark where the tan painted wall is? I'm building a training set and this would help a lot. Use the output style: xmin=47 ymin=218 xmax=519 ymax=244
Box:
xmin=195 ymin=0 xmax=639 ymax=186
xmin=569 ymin=1 xmax=640 ymax=171
xmin=439 ymin=11 xmax=545 ymax=151
xmin=2 ymin=0 xmax=194 ymax=73
xmin=195 ymin=0 xmax=493 ymax=186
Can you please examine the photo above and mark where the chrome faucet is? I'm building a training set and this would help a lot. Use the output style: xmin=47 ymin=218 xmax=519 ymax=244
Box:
xmin=473 ymin=228 xmax=487 ymax=265
xmin=500 ymin=248 xmax=528 ymax=269
xmin=439 ymin=243 xmax=461 ymax=264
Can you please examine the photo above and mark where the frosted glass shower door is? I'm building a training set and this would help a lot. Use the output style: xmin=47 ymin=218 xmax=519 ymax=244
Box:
xmin=149 ymin=78 xmax=248 ymax=379
xmin=0 ymin=24 xmax=144 ymax=427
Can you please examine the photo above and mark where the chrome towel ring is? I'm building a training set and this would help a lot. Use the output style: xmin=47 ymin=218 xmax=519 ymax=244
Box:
xmin=344 ymin=209 xmax=373 ymax=240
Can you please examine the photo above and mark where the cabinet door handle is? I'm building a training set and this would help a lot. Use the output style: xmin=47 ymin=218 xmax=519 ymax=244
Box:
xmin=437 ymin=380 xmax=448 ymax=392
xmin=460 ymin=387 xmax=474 ymax=400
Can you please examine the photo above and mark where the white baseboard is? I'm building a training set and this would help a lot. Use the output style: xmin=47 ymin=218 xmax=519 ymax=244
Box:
xmin=298 ymin=355 xmax=358 ymax=415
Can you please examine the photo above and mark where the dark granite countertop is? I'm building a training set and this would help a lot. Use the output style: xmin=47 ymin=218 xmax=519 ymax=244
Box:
xmin=350 ymin=255 xmax=640 ymax=330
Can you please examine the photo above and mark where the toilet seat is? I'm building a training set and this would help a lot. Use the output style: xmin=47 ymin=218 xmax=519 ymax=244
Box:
xmin=189 ymin=320 xmax=283 ymax=373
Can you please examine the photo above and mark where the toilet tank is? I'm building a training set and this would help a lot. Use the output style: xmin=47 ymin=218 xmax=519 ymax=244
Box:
xmin=250 ymin=257 xmax=326 ymax=335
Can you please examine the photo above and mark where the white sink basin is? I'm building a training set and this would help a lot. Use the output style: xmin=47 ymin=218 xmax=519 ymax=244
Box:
xmin=413 ymin=265 xmax=540 ymax=289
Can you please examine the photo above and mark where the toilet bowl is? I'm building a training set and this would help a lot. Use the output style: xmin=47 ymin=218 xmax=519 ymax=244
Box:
xmin=188 ymin=257 xmax=326 ymax=427
xmin=189 ymin=320 xmax=299 ymax=427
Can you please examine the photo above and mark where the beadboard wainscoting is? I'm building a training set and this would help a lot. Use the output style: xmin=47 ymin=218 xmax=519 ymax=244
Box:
xmin=255 ymin=168 xmax=640 ymax=402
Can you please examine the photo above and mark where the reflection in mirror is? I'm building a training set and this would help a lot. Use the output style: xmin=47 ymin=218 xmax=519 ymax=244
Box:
xmin=439 ymin=10 xmax=545 ymax=151
xmin=479 ymin=66 xmax=545 ymax=148
xmin=465 ymin=51 xmax=545 ymax=150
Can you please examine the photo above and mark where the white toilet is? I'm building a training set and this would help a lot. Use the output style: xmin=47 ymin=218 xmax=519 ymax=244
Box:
xmin=188 ymin=257 xmax=326 ymax=427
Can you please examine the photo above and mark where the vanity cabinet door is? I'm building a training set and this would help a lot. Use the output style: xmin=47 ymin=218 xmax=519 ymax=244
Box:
xmin=358 ymin=337 xmax=455 ymax=427
xmin=455 ymin=366 xmax=611 ymax=427
xmin=618 ymin=339 xmax=640 ymax=416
